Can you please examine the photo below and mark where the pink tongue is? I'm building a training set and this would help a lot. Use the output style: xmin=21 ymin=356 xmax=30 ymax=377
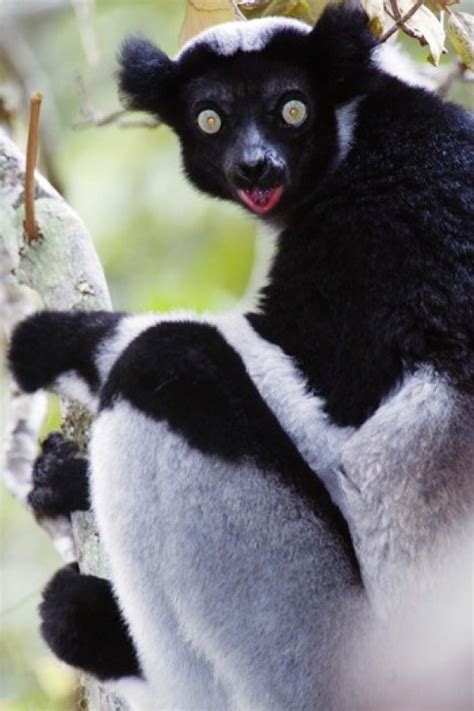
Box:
xmin=237 ymin=186 xmax=284 ymax=215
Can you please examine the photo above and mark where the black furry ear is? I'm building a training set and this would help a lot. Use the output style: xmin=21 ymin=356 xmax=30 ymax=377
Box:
xmin=307 ymin=3 xmax=378 ymax=101
xmin=118 ymin=36 xmax=178 ymax=121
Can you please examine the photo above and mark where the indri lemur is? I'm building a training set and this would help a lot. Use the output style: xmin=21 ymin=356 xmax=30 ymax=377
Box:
xmin=8 ymin=4 xmax=474 ymax=709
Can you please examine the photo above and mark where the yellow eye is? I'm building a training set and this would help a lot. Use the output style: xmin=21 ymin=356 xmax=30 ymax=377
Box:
xmin=197 ymin=109 xmax=222 ymax=135
xmin=281 ymin=99 xmax=307 ymax=127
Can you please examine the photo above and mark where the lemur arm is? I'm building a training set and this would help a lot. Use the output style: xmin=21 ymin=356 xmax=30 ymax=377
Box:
xmin=8 ymin=311 xmax=122 ymax=409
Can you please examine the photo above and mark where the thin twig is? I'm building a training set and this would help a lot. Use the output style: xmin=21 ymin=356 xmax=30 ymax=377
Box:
xmin=75 ymin=75 xmax=160 ymax=130
xmin=74 ymin=109 xmax=161 ymax=130
xmin=23 ymin=91 xmax=43 ymax=242
xmin=436 ymin=61 xmax=467 ymax=97
xmin=380 ymin=0 xmax=425 ymax=42
xmin=71 ymin=0 xmax=99 ymax=66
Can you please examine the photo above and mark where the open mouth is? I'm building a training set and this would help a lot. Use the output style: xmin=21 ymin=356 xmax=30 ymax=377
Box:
xmin=237 ymin=186 xmax=284 ymax=215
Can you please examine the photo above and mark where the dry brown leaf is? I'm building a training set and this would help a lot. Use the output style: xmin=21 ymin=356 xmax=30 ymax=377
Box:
xmin=179 ymin=0 xmax=236 ymax=46
xmin=361 ymin=0 xmax=386 ymax=36
xmin=392 ymin=0 xmax=447 ymax=64
xmin=424 ymin=0 xmax=457 ymax=12
xmin=241 ymin=0 xmax=326 ymax=22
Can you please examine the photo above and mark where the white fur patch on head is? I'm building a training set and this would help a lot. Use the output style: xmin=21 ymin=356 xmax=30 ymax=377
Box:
xmin=176 ymin=17 xmax=311 ymax=60
xmin=373 ymin=42 xmax=435 ymax=90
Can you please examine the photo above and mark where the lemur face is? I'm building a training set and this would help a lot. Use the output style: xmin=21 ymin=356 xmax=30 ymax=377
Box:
xmin=119 ymin=12 xmax=377 ymax=222
xmin=177 ymin=57 xmax=336 ymax=218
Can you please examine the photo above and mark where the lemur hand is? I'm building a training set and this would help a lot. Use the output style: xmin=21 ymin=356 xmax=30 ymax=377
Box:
xmin=28 ymin=432 xmax=90 ymax=517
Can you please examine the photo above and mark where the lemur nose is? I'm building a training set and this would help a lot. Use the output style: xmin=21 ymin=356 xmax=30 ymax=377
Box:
xmin=234 ymin=159 xmax=269 ymax=186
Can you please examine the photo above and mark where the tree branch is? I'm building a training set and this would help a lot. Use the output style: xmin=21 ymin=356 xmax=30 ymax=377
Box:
xmin=0 ymin=129 xmax=127 ymax=709
xmin=75 ymin=76 xmax=160 ymax=130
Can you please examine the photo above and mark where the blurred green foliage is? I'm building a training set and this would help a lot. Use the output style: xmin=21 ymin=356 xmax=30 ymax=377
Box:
xmin=0 ymin=0 xmax=472 ymax=709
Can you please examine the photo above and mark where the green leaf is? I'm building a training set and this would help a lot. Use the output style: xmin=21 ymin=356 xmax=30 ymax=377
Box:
xmin=447 ymin=11 xmax=474 ymax=70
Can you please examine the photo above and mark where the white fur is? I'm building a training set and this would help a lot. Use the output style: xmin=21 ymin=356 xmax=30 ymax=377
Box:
xmin=240 ymin=224 xmax=278 ymax=315
xmin=176 ymin=17 xmax=310 ymax=60
xmin=91 ymin=400 xmax=363 ymax=710
xmin=106 ymin=676 xmax=160 ymax=711
xmin=335 ymin=97 xmax=363 ymax=166
xmin=95 ymin=312 xmax=191 ymax=381
xmin=216 ymin=313 xmax=354 ymax=507
xmin=53 ymin=371 xmax=98 ymax=410
xmin=373 ymin=42 xmax=435 ymax=90
xmin=91 ymin=404 xmax=229 ymax=710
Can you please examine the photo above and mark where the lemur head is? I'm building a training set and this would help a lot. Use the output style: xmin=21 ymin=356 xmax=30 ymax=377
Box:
xmin=119 ymin=4 xmax=378 ymax=220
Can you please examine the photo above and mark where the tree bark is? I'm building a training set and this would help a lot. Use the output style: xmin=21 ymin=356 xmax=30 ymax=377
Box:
xmin=0 ymin=128 xmax=127 ymax=710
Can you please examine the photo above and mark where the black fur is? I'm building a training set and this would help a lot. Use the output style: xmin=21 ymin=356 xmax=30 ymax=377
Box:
xmin=250 ymin=80 xmax=474 ymax=426
xmin=307 ymin=4 xmax=379 ymax=102
xmin=118 ymin=36 xmax=179 ymax=123
xmin=8 ymin=311 xmax=121 ymax=394
xmin=28 ymin=433 xmax=90 ymax=517
xmin=40 ymin=563 xmax=141 ymax=680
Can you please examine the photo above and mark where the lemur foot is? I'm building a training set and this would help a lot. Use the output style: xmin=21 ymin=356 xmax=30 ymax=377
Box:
xmin=28 ymin=432 xmax=90 ymax=517
xmin=40 ymin=563 xmax=142 ymax=680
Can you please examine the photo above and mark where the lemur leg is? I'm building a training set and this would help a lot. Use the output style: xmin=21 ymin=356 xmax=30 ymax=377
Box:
xmin=91 ymin=322 xmax=364 ymax=711
xmin=40 ymin=563 xmax=142 ymax=681
xmin=39 ymin=461 xmax=228 ymax=710
xmin=28 ymin=432 xmax=90 ymax=517
xmin=338 ymin=369 xmax=474 ymax=614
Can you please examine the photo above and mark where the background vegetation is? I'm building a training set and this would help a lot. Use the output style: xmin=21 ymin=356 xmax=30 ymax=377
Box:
xmin=0 ymin=0 xmax=472 ymax=708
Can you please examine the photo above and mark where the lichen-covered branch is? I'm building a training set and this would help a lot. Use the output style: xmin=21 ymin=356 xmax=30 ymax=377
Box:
xmin=0 ymin=128 xmax=126 ymax=710
xmin=0 ymin=241 xmax=76 ymax=561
